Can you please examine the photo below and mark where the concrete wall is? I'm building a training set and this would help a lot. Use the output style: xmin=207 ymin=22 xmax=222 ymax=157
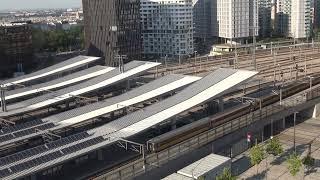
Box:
xmin=312 ymin=103 xmax=320 ymax=118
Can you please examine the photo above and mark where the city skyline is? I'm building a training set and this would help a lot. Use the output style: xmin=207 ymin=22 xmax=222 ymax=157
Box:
xmin=0 ymin=0 xmax=81 ymax=11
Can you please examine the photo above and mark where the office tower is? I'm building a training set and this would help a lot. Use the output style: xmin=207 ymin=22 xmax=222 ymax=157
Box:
xmin=83 ymin=0 xmax=141 ymax=65
xmin=258 ymin=0 xmax=272 ymax=37
xmin=193 ymin=0 xmax=212 ymax=40
xmin=140 ymin=0 xmax=194 ymax=58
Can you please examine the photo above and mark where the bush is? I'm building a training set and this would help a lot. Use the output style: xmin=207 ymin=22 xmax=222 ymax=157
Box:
xmin=286 ymin=153 xmax=302 ymax=176
xmin=216 ymin=168 xmax=236 ymax=180
xmin=266 ymin=137 xmax=283 ymax=156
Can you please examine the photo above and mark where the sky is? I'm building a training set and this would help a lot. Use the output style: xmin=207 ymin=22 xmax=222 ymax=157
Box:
xmin=0 ymin=0 xmax=81 ymax=10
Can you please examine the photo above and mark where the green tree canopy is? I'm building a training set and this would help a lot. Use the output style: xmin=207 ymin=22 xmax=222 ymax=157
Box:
xmin=32 ymin=26 xmax=84 ymax=53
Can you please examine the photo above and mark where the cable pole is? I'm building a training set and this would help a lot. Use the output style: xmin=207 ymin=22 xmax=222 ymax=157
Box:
xmin=235 ymin=42 xmax=238 ymax=69
xmin=293 ymin=112 xmax=298 ymax=154
xmin=0 ymin=85 xmax=7 ymax=112
xmin=273 ymin=50 xmax=277 ymax=87
xmin=253 ymin=29 xmax=257 ymax=70
xmin=115 ymin=55 xmax=126 ymax=73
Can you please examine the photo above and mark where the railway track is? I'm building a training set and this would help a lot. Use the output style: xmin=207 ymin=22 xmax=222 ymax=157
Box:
xmin=153 ymin=43 xmax=314 ymax=69
xmin=150 ymin=45 xmax=319 ymax=74
xmin=151 ymin=48 xmax=320 ymax=83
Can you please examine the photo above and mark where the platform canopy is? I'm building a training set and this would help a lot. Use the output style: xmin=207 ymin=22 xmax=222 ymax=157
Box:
xmin=0 ymin=74 xmax=200 ymax=147
xmin=0 ymin=61 xmax=160 ymax=118
xmin=1 ymin=56 xmax=101 ymax=88
xmin=0 ymin=68 xmax=257 ymax=180
xmin=5 ymin=66 xmax=115 ymax=102
xmin=92 ymin=68 xmax=258 ymax=138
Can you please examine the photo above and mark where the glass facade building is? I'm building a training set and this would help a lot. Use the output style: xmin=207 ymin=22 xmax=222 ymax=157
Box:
xmin=83 ymin=0 xmax=142 ymax=65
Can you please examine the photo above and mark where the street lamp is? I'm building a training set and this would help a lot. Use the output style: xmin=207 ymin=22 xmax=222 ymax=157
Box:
xmin=164 ymin=54 xmax=168 ymax=70
xmin=277 ymin=63 xmax=281 ymax=82
xmin=194 ymin=51 xmax=198 ymax=74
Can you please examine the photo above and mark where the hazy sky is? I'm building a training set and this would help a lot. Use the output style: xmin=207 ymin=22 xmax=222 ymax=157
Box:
xmin=0 ymin=0 xmax=81 ymax=10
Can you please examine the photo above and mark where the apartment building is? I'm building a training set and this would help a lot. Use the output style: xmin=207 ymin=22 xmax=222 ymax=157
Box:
xmin=140 ymin=0 xmax=194 ymax=57
xmin=214 ymin=0 xmax=258 ymax=44
xmin=275 ymin=0 xmax=311 ymax=38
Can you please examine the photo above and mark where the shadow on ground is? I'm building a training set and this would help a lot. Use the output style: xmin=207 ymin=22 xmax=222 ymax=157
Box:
xmin=245 ymin=169 xmax=267 ymax=180
xmin=232 ymin=156 xmax=252 ymax=176
xmin=271 ymin=144 xmax=307 ymax=166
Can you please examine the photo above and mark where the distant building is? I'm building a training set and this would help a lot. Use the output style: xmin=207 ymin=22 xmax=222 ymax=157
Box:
xmin=271 ymin=0 xmax=277 ymax=31
xmin=31 ymin=22 xmax=55 ymax=31
xmin=140 ymin=0 xmax=194 ymax=58
xmin=290 ymin=0 xmax=312 ymax=38
xmin=60 ymin=21 xmax=80 ymax=30
xmin=214 ymin=0 xmax=259 ymax=44
xmin=82 ymin=0 xmax=142 ymax=65
xmin=275 ymin=0 xmax=311 ymax=38
xmin=0 ymin=22 xmax=33 ymax=77
xmin=193 ymin=0 xmax=214 ymax=53
xmin=275 ymin=0 xmax=291 ymax=36
xmin=258 ymin=0 xmax=272 ymax=37
xmin=193 ymin=0 xmax=212 ymax=40
xmin=314 ymin=0 xmax=320 ymax=29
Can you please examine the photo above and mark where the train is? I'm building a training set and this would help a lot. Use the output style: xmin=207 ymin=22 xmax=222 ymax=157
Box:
xmin=147 ymin=75 xmax=320 ymax=152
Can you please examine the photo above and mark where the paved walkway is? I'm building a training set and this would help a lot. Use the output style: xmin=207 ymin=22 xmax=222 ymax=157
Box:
xmin=232 ymin=118 xmax=320 ymax=180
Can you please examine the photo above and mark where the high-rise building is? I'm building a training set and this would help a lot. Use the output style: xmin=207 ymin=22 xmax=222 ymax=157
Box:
xmin=258 ymin=0 xmax=272 ymax=37
xmin=140 ymin=0 xmax=194 ymax=58
xmin=193 ymin=0 xmax=212 ymax=40
xmin=275 ymin=0 xmax=291 ymax=36
xmin=214 ymin=0 xmax=259 ymax=44
xmin=82 ymin=0 xmax=141 ymax=65
xmin=0 ymin=22 xmax=33 ymax=78
xmin=291 ymin=0 xmax=311 ymax=38
xmin=314 ymin=0 xmax=320 ymax=29
xmin=271 ymin=0 xmax=277 ymax=30
xmin=275 ymin=0 xmax=311 ymax=38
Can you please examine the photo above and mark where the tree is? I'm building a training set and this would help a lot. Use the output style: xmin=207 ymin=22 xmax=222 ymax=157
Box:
xmin=266 ymin=137 xmax=283 ymax=156
xmin=32 ymin=26 xmax=85 ymax=53
xmin=286 ymin=153 xmax=302 ymax=177
xmin=249 ymin=144 xmax=265 ymax=174
xmin=32 ymin=29 xmax=47 ymax=52
xmin=216 ymin=168 xmax=236 ymax=180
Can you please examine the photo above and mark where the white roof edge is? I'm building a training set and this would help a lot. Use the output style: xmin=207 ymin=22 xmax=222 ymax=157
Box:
xmin=2 ymin=56 xmax=101 ymax=87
